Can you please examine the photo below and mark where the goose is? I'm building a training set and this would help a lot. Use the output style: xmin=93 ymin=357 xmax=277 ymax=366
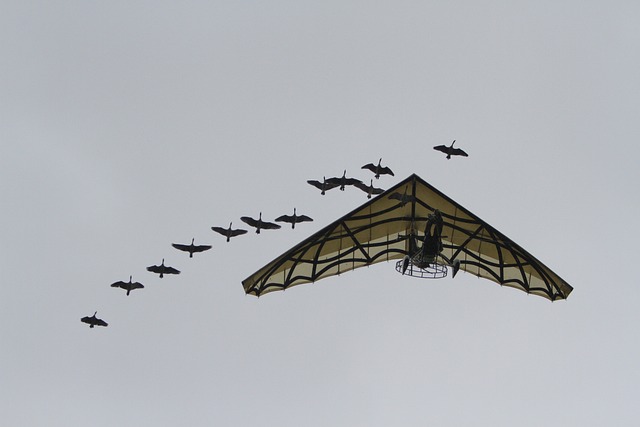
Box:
xmin=307 ymin=176 xmax=339 ymax=195
xmin=211 ymin=222 xmax=248 ymax=242
xmin=361 ymin=158 xmax=394 ymax=179
xmin=241 ymin=212 xmax=281 ymax=234
xmin=81 ymin=311 xmax=108 ymax=328
xmin=146 ymin=259 xmax=180 ymax=278
xmin=110 ymin=275 xmax=144 ymax=296
xmin=388 ymin=187 xmax=416 ymax=207
xmin=326 ymin=170 xmax=362 ymax=191
xmin=353 ymin=179 xmax=384 ymax=199
xmin=172 ymin=238 xmax=212 ymax=258
xmin=433 ymin=140 xmax=468 ymax=159
xmin=275 ymin=208 xmax=314 ymax=229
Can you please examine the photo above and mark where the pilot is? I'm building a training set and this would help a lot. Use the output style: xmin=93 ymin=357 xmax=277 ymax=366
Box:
xmin=418 ymin=210 xmax=444 ymax=266
xmin=424 ymin=209 xmax=443 ymax=239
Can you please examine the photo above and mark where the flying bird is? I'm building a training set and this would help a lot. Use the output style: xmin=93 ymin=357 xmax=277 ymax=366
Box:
xmin=172 ymin=238 xmax=212 ymax=258
xmin=146 ymin=259 xmax=180 ymax=278
xmin=361 ymin=158 xmax=394 ymax=179
xmin=354 ymin=179 xmax=385 ymax=199
xmin=307 ymin=177 xmax=340 ymax=195
xmin=241 ymin=212 xmax=281 ymax=234
xmin=211 ymin=222 xmax=248 ymax=242
xmin=110 ymin=275 xmax=144 ymax=296
xmin=326 ymin=170 xmax=362 ymax=191
xmin=388 ymin=187 xmax=416 ymax=207
xmin=433 ymin=140 xmax=468 ymax=159
xmin=81 ymin=311 xmax=108 ymax=328
xmin=275 ymin=208 xmax=314 ymax=229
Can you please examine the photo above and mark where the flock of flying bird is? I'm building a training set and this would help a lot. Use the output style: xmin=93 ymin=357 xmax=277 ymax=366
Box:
xmin=81 ymin=141 xmax=468 ymax=328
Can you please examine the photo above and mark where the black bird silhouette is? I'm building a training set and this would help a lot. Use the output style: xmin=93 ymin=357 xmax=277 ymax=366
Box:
xmin=433 ymin=140 xmax=468 ymax=159
xmin=172 ymin=238 xmax=212 ymax=258
xmin=388 ymin=187 xmax=416 ymax=207
xmin=307 ymin=176 xmax=340 ymax=195
xmin=110 ymin=275 xmax=144 ymax=296
xmin=354 ymin=179 xmax=385 ymax=199
xmin=146 ymin=259 xmax=180 ymax=278
xmin=326 ymin=170 xmax=362 ymax=191
xmin=275 ymin=208 xmax=314 ymax=229
xmin=211 ymin=222 xmax=248 ymax=242
xmin=361 ymin=158 xmax=394 ymax=179
xmin=81 ymin=311 xmax=108 ymax=328
xmin=241 ymin=212 xmax=281 ymax=234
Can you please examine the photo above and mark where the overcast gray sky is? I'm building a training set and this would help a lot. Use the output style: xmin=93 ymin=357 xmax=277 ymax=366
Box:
xmin=2 ymin=1 xmax=640 ymax=426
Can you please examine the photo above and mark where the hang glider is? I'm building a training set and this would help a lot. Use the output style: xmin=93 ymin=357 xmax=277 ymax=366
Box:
xmin=242 ymin=174 xmax=573 ymax=301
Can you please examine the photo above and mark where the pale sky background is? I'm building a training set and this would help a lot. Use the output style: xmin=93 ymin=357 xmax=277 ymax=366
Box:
xmin=2 ymin=1 xmax=640 ymax=426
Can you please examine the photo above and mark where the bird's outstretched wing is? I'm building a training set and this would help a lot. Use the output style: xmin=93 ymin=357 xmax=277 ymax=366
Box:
xmin=296 ymin=215 xmax=313 ymax=223
xmin=94 ymin=318 xmax=108 ymax=327
xmin=433 ymin=145 xmax=448 ymax=153
xmin=379 ymin=166 xmax=394 ymax=176
xmin=307 ymin=180 xmax=322 ymax=189
xmin=240 ymin=216 xmax=258 ymax=228
xmin=353 ymin=182 xmax=367 ymax=193
xmin=163 ymin=266 xmax=180 ymax=275
xmin=211 ymin=226 xmax=228 ymax=235
xmin=110 ymin=281 xmax=126 ymax=288
xmin=275 ymin=214 xmax=294 ymax=223
xmin=146 ymin=265 xmax=162 ymax=273
xmin=451 ymin=148 xmax=468 ymax=157
xmin=260 ymin=221 xmax=282 ymax=230
xmin=361 ymin=163 xmax=377 ymax=173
